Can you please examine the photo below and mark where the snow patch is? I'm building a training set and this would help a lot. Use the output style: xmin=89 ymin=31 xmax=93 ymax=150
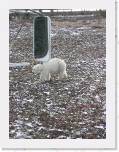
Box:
xmin=95 ymin=95 xmax=101 ymax=102
xmin=9 ymin=62 xmax=30 ymax=68
xmin=95 ymin=125 xmax=104 ymax=129
xmin=26 ymin=122 xmax=33 ymax=127
xmin=44 ymin=91 xmax=50 ymax=95
xmin=90 ymin=85 xmax=96 ymax=91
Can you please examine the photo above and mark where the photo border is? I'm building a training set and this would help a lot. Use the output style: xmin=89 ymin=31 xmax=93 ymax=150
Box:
xmin=0 ymin=0 xmax=116 ymax=149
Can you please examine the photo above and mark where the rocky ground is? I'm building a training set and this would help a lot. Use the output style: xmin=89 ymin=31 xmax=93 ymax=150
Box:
xmin=9 ymin=15 xmax=106 ymax=139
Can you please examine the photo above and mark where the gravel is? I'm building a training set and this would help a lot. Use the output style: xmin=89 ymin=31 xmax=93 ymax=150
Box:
xmin=9 ymin=16 xmax=106 ymax=139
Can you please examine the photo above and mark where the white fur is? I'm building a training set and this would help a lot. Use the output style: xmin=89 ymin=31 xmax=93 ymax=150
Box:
xmin=32 ymin=58 xmax=67 ymax=81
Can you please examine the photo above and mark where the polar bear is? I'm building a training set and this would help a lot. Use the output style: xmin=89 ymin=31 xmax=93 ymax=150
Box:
xmin=32 ymin=58 xmax=67 ymax=81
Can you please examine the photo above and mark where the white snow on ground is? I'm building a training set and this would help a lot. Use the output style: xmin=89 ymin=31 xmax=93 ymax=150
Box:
xmin=95 ymin=125 xmax=104 ymax=129
xmin=56 ymin=14 xmax=94 ymax=18
xmin=51 ymin=27 xmax=93 ymax=37
xmin=51 ymin=33 xmax=57 ymax=37
xmin=95 ymin=95 xmax=101 ymax=102
xmin=9 ymin=62 xmax=30 ymax=67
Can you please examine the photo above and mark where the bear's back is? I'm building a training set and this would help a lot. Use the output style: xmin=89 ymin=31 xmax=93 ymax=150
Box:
xmin=46 ymin=58 xmax=66 ymax=73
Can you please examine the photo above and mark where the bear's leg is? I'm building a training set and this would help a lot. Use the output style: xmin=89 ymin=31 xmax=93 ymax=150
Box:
xmin=40 ymin=71 xmax=51 ymax=82
xmin=63 ymin=71 xmax=67 ymax=78
xmin=40 ymin=72 xmax=45 ymax=81
xmin=59 ymin=73 xmax=63 ymax=79
xmin=47 ymin=73 xmax=51 ymax=81
xmin=59 ymin=71 xmax=67 ymax=79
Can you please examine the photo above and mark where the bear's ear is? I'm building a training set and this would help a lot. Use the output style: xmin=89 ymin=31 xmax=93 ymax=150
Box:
xmin=37 ymin=61 xmax=43 ymax=64
xmin=31 ymin=58 xmax=37 ymax=66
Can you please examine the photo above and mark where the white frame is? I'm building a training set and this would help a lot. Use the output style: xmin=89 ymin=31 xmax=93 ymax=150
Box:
xmin=0 ymin=0 xmax=116 ymax=149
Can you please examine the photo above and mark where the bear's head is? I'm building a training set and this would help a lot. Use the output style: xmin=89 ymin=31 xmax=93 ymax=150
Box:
xmin=32 ymin=64 xmax=43 ymax=74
